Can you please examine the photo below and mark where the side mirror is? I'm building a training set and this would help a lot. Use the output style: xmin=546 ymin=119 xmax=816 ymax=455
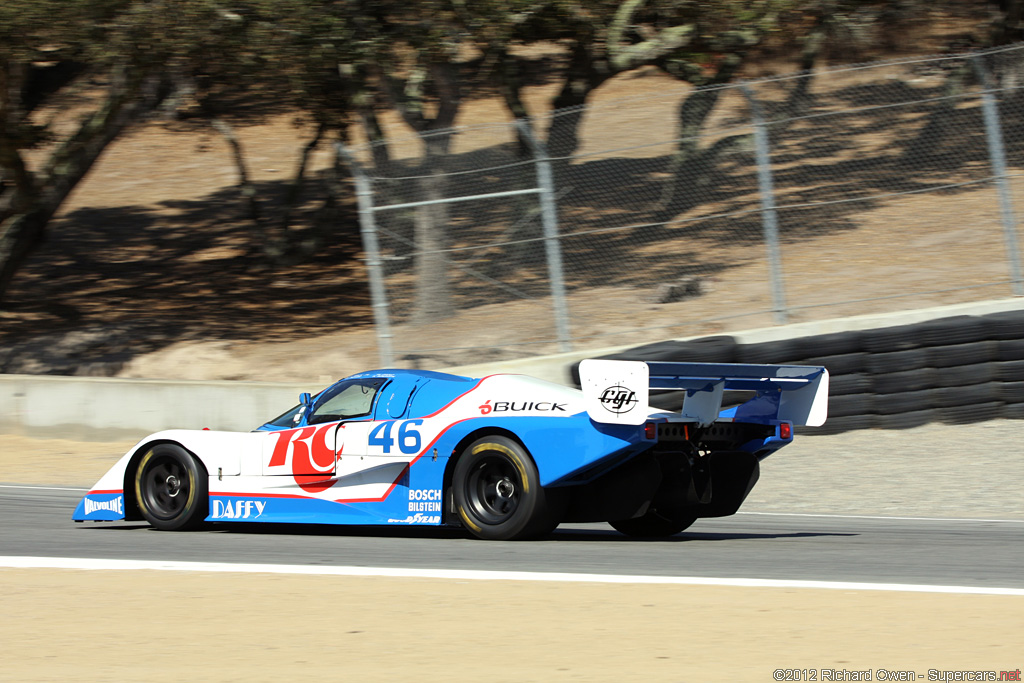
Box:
xmin=299 ymin=392 xmax=313 ymax=406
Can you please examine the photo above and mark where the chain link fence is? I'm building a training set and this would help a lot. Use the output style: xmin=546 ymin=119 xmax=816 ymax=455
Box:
xmin=341 ymin=43 xmax=1024 ymax=368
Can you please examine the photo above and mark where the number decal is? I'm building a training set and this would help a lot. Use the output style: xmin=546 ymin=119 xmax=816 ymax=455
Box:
xmin=369 ymin=420 xmax=423 ymax=455
xmin=368 ymin=422 xmax=394 ymax=452
xmin=397 ymin=419 xmax=423 ymax=454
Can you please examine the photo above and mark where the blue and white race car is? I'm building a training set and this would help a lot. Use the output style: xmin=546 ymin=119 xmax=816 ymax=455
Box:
xmin=73 ymin=359 xmax=828 ymax=540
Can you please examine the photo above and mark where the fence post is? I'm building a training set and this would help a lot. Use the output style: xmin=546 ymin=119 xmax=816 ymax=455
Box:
xmin=336 ymin=142 xmax=395 ymax=367
xmin=971 ymin=55 xmax=1024 ymax=296
xmin=517 ymin=119 xmax=572 ymax=352
xmin=742 ymin=84 xmax=789 ymax=325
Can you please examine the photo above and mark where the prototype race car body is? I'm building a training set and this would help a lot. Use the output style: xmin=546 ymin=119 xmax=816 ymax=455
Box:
xmin=73 ymin=360 xmax=828 ymax=539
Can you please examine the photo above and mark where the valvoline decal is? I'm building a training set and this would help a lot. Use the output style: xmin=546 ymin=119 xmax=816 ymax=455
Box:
xmin=73 ymin=492 xmax=125 ymax=521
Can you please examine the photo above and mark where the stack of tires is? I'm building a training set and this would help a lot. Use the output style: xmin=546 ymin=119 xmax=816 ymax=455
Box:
xmin=571 ymin=309 xmax=1024 ymax=434
xmin=735 ymin=329 xmax=872 ymax=435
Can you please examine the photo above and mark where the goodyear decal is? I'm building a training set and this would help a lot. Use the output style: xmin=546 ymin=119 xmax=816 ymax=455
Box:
xmin=387 ymin=513 xmax=441 ymax=524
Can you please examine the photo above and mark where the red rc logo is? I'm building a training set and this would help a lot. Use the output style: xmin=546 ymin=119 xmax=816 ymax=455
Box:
xmin=268 ymin=424 xmax=340 ymax=493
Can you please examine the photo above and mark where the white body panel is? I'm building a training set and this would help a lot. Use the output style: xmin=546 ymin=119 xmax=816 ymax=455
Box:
xmin=578 ymin=359 xmax=650 ymax=426
xmin=87 ymin=429 xmax=258 ymax=490
xmin=681 ymin=381 xmax=725 ymax=427
xmin=778 ymin=367 xmax=830 ymax=427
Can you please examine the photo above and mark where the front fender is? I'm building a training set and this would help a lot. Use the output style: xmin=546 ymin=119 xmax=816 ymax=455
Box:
xmin=72 ymin=442 xmax=139 ymax=522
xmin=72 ymin=429 xmax=258 ymax=522
xmin=142 ymin=429 xmax=259 ymax=477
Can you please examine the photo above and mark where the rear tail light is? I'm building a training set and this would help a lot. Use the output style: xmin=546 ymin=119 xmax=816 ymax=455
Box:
xmin=779 ymin=422 xmax=792 ymax=439
xmin=644 ymin=422 xmax=657 ymax=440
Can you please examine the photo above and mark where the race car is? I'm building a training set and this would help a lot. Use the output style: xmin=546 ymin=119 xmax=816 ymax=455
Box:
xmin=73 ymin=359 xmax=828 ymax=540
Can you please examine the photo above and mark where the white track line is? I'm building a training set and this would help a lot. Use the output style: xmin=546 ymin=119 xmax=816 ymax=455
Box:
xmin=2 ymin=556 xmax=1022 ymax=595
xmin=737 ymin=511 xmax=1024 ymax=524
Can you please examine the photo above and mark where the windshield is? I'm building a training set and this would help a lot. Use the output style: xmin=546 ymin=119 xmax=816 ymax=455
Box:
xmin=264 ymin=403 xmax=307 ymax=428
xmin=308 ymin=378 xmax=385 ymax=424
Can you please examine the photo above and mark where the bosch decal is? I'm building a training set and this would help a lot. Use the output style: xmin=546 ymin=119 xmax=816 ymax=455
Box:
xmin=409 ymin=488 xmax=442 ymax=513
xmin=478 ymin=400 xmax=567 ymax=415
xmin=211 ymin=499 xmax=267 ymax=519
xmin=598 ymin=386 xmax=638 ymax=414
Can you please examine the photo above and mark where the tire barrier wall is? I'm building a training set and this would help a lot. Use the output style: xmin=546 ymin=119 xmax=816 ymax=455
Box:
xmin=569 ymin=310 xmax=1024 ymax=435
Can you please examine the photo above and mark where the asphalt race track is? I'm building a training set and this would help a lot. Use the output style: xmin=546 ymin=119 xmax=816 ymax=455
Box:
xmin=2 ymin=485 xmax=1022 ymax=589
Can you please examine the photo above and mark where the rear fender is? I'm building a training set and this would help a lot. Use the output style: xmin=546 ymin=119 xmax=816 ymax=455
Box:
xmin=440 ymin=426 xmax=524 ymax=523
xmin=433 ymin=414 xmax=651 ymax=489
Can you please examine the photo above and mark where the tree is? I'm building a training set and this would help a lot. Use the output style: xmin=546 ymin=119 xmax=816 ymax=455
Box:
xmin=0 ymin=0 xmax=175 ymax=306
xmin=992 ymin=0 xmax=1024 ymax=44
xmin=653 ymin=1 xmax=782 ymax=207
xmin=199 ymin=0 xmax=376 ymax=262
xmin=356 ymin=0 xmax=468 ymax=323
xmin=1 ymin=0 xmax=373 ymax=303
xmin=459 ymin=1 xmax=783 ymax=159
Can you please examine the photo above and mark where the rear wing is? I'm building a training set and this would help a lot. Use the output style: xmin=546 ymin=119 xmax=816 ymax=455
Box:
xmin=579 ymin=359 xmax=828 ymax=427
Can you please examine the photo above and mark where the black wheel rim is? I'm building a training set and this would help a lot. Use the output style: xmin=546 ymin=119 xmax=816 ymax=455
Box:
xmin=464 ymin=453 xmax=521 ymax=525
xmin=141 ymin=454 xmax=191 ymax=521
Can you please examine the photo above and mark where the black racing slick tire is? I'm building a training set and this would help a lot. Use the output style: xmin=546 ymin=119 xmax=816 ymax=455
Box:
xmin=609 ymin=509 xmax=697 ymax=538
xmin=453 ymin=436 xmax=561 ymax=541
xmin=134 ymin=444 xmax=209 ymax=531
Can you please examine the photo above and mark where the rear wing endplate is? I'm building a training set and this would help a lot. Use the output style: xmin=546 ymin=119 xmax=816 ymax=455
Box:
xmin=579 ymin=359 xmax=829 ymax=427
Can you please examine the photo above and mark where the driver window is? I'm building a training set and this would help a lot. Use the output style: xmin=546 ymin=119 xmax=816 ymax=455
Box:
xmin=308 ymin=379 xmax=383 ymax=424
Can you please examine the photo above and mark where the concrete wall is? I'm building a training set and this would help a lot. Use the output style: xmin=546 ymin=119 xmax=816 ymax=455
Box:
xmin=0 ymin=375 xmax=309 ymax=441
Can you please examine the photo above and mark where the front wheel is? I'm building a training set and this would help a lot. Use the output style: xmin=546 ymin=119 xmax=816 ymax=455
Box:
xmin=453 ymin=436 xmax=561 ymax=540
xmin=134 ymin=443 xmax=208 ymax=530
xmin=610 ymin=508 xmax=697 ymax=538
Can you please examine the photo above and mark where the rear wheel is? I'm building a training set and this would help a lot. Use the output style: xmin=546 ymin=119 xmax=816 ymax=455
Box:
xmin=610 ymin=508 xmax=697 ymax=538
xmin=453 ymin=436 xmax=561 ymax=540
xmin=134 ymin=444 xmax=208 ymax=531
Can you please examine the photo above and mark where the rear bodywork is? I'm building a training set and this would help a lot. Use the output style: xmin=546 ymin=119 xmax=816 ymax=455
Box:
xmin=73 ymin=360 xmax=827 ymax=530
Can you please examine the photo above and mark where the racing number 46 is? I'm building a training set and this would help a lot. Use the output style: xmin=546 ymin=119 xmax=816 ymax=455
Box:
xmin=368 ymin=420 xmax=423 ymax=455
